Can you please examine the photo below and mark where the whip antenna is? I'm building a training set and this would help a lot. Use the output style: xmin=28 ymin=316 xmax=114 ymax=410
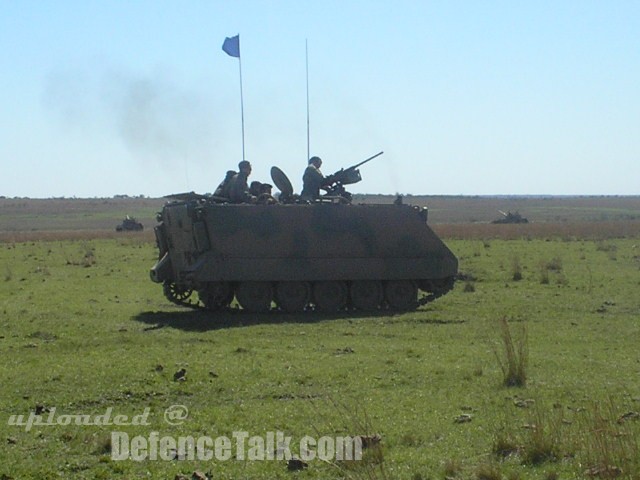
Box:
xmin=306 ymin=39 xmax=310 ymax=160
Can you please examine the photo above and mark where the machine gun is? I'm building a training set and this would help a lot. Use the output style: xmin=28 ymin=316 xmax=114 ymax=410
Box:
xmin=322 ymin=151 xmax=383 ymax=200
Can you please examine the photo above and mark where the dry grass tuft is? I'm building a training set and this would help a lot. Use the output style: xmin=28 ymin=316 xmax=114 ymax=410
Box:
xmin=544 ymin=256 xmax=563 ymax=272
xmin=538 ymin=257 xmax=564 ymax=285
xmin=511 ymin=256 xmax=523 ymax=281
xmin=490 ymin=398 xmax=640 ymax=478
xmin=492 ymin=317 xmax=528 ymax=388
xmin=475 ymin=462 xmax=503 ymax=480
xmin=313 ymin=399 xmax=388 ymax=480
xmin=520 ymin=408 xmax=562 ymax=465
xmin=463 ymin=281 xmax=476 ymax=292
xmin=492 ymin=430 xmax=520 ymax=458
xmin=443 ymin=457 xmax=463 ymax=478
xmin=579 ymin=399 xmax=640 ymax=479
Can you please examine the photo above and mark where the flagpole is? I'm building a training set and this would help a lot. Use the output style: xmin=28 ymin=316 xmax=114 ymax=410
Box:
xmin=223 ymin=35 xmax=245 ymax=162
xmin=305 ymin=39 xmax=310 ymax=161
xmin=238 ymin=53 xmax=246 ymax=162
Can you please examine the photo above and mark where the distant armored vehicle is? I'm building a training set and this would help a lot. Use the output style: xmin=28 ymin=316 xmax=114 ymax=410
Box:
xmin=116 ymin=216 xmax=144 ymax=232
xmin=150 ymin=156 xmax=458 ymax=313
xmin=492 ymin=210 xmax=528 ymax=224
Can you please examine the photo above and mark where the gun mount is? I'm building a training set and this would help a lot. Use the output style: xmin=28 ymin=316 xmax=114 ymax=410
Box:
xmin=321 ymin=151 xmax=383 ymax=201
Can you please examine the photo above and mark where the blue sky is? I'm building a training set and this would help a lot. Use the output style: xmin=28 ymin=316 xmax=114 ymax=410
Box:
xmin=1 ymin=1 xmax=639 ymax=197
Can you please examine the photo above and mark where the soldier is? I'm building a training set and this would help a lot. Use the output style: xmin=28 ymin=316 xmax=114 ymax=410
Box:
xmin=301 ymin=156 xmax=327 ymax=201
xmin=249 ymin=181 xmax=264 ymax=197
xmin=214 ymin=170 xmax=237 ymax=198
xmin=257 ymin=183 xmax=277 ymax=205
xmin=259 ymin=183 xmax=273 ymax=196
xmin=227 ymin=160 xmax=256 ymax=204
xmin=250 ymin=180 xmax=277 ymax=204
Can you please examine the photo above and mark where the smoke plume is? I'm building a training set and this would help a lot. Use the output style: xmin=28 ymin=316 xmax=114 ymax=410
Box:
xmin=42 ymin=62 xmax=218 ymax=167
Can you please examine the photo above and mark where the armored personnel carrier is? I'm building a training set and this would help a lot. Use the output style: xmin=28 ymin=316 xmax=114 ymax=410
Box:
xmin=492 ymin=210 xmax=528 ymax=224
xmin=116 ymin=216 xmax=144 ymax=231
xmin=150 ymin=156 xmax=457 ymax=313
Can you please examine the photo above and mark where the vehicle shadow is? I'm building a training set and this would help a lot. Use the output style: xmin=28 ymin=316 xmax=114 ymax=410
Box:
xmin=131 ymin=308 xmax=399 ymax=332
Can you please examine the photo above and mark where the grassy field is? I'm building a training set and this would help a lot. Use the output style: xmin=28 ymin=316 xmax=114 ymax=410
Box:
xmin=0 ymin=198 xmax=163 ymax=234
xmin=2 ymin=195 xmax=640 ymax=236
xmin=1 ymin=196 xmax=639 ymax=479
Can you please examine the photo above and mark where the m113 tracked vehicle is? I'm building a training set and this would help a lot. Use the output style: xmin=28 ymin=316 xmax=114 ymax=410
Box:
xmin=116 ymin=216 xmax=144 ymax=232
xmin=491 ymin=210 xmax=529 ymax=224
xmin=150 ymin=156 xmax=458 ymax=313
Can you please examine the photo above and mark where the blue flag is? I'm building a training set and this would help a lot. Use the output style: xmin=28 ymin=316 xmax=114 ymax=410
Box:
xmin=222 ymin=35 xmax=240 ymax=58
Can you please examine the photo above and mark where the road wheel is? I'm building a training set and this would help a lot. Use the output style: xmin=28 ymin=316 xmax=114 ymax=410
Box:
xmin=384 ymin=280 xmax=418 ymax=311
xmin=199 ymin=282 xmax=233 ymax=310
xmin=236 ymin=282 xmax=273 ymax=313
xmin=313 ymin=281 xmax=348 ymax=312
xmin=350 ymin=281 xmax=383 ymax=311
xmin=163 ymin=281 xmax=193 ymax=303
xmin=275 ymin=282 xmax=311 ymax=313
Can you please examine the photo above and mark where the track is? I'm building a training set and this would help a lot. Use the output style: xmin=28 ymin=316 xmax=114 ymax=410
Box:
xmin=162 ymin=278 xmax=455 ymax=313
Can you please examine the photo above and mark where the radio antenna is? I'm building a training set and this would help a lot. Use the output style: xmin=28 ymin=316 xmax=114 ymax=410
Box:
xmin=306 ymin=38 xmax=310 ymax=161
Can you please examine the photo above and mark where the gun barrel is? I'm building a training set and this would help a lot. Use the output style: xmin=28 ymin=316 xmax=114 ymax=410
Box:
xmin=325 ymin=151 xmax=384 ymax=187
xmin=352 ymin=151 xmax=384 ymax=169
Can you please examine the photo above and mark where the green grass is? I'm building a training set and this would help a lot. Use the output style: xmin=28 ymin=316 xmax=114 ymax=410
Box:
xmin=0 ymin=235 xmax=639 ymax=478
